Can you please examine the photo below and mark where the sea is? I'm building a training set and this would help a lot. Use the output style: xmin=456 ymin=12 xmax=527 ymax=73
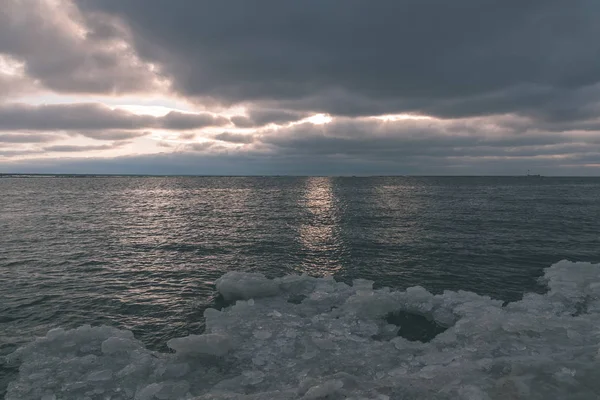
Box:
xmin=1 ymin=176 xmax=599 ymax=398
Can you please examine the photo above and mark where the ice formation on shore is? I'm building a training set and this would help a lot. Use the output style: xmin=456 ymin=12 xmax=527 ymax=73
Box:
xmin=5 ymin=260 xmax=600 ymax=399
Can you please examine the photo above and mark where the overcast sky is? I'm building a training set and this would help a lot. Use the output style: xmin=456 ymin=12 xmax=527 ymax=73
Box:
xmin=1 ymin=0 xmax=600 ymax=175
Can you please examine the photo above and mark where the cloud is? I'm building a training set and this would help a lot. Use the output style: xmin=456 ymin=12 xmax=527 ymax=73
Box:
xmin=0 ymin=103 xmax=230 ymax=134
xmin=0 ymin=0 xmax=166 ymax=95
xmin=161 ymin=111 xmax=230 ymax=130
xmin=78 ymin=0 xmax=600 ymax=121
xmin=0 ymin=149 xmax=44 ymax=158
xmin=2 ymin=1 xmax=600 ymax=175
xmin=0 ymin=133 xmax=66 ymax=143
xmin=214 ymin=132 xmax=254 ymax=144
xmin=0 ymin=103 xmax=152 ymax=131
xmin=178 ymin=133 xmax=196 ymax=140
xmin=157 ymin=141 xmax=173 ymax=148
xmin=250 ymin=116 xmax=600 ymax=165
xmin=231 ymin=108 xmax=310 ymax=127
xmin=80 ymin=130 xmax=150 ymax=141
xmin=0 ymin=72 xmax=37 ymax=100
xmin=185 ymin=142 xmax=216 ymax=152
xmin=2 ymin=109 xmax=600 ymax=173
xmin=229 ymin=116 xmax=255 ymax=128
xmin=43 ymin=142 xmax=128 ymax=152
xmin=4 ymin=113 xmax=600 ymax=173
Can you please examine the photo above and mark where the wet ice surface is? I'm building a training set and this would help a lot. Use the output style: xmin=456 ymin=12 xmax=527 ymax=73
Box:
xmin=6 ymin=260 xmax=600 ymax=399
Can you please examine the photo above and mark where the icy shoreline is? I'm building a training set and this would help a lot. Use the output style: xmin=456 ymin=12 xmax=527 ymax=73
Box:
xmin=6 ymin=260 xmax=600 ymax=399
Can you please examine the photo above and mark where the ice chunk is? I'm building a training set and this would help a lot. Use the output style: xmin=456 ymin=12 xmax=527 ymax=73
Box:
xmin=101 ymin=337 xmax=139 ymax=354
xmin=6 ymin=260 xmax=600 ymax=399
xmin=242 ymin=370 xmax=265 ymax=384
xmin=302 ymin=379 xmax=344 ymax=399
xmin=155 ymin=381 xmax=190 ymax=399
xmin=87 ymin=369 xmax=112 ymax=381
xmin=45 ymin=327 xmax=66 ymax=340
xmin=457 ymin=385 xmax=491 ymax=400
xmin=166 ymin=333 xmax=232 ymax=356
xmin=215 ymin=271 xmax=280 ymax=301
xmin=253 ymin=329 xmax=272 ymax=339
xmin=135 ymin=383 xmax=163 ymax=400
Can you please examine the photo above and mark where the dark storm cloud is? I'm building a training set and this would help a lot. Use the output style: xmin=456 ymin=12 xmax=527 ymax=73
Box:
xmin=0 ymin=0 xmax=163 ymax=94
xmin=0 ymin=103 xmax=230 ymax=133
xmin=78 ymin=0 xmax=600 ymax=120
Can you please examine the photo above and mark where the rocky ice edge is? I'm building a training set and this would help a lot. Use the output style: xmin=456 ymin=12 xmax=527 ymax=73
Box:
xmin=5 ymin=260 xmax=600 ymax=400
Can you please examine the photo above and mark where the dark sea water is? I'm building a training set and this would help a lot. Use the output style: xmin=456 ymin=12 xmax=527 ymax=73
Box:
xmin=1 ymin=176 xmax=600 ymax=396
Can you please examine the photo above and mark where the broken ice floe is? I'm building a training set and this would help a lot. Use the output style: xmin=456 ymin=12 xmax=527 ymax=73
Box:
xmin=5 ymin=260 xmax=600 ymax=399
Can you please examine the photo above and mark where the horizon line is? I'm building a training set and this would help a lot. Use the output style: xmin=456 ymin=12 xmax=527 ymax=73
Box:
xmin=1 ymin=173 xmax=598 ymax=178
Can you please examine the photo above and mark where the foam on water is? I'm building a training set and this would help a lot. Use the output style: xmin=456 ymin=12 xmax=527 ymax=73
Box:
xmin=5 ymin=260 xmax=600 ymax=399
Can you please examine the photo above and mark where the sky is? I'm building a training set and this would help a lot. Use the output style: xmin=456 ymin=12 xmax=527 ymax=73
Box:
xmin=1 ymin=0 xmax=600 ymax=175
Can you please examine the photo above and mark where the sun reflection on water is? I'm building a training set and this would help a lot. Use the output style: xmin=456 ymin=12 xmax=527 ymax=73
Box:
xmin=297 ymin=177 xmax=347 ymax=275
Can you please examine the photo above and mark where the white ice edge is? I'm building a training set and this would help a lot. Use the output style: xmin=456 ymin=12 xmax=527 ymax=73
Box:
xmin=5 ymin=260 xmax=600 ymax=399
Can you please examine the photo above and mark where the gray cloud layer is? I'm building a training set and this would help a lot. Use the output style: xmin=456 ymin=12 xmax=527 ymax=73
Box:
xmin=0 ymin=103 xmax=229 ymax=136
xmin=0 ymin=133 xmax=65 ymax=143
xmin=18 ymin=116 xmax=589 ymax=175
xmin=214 ymin=132 xmax=255 ymax=144
xmin=79 ymin=0 xmax=600 ymax=121
xmin=2 ymin=1 xmax=600 ymax=174
xmin=256 ymin=117 xmax=600 ymax=162
xmin=231 ymin=108 xmax=310 ymax=128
